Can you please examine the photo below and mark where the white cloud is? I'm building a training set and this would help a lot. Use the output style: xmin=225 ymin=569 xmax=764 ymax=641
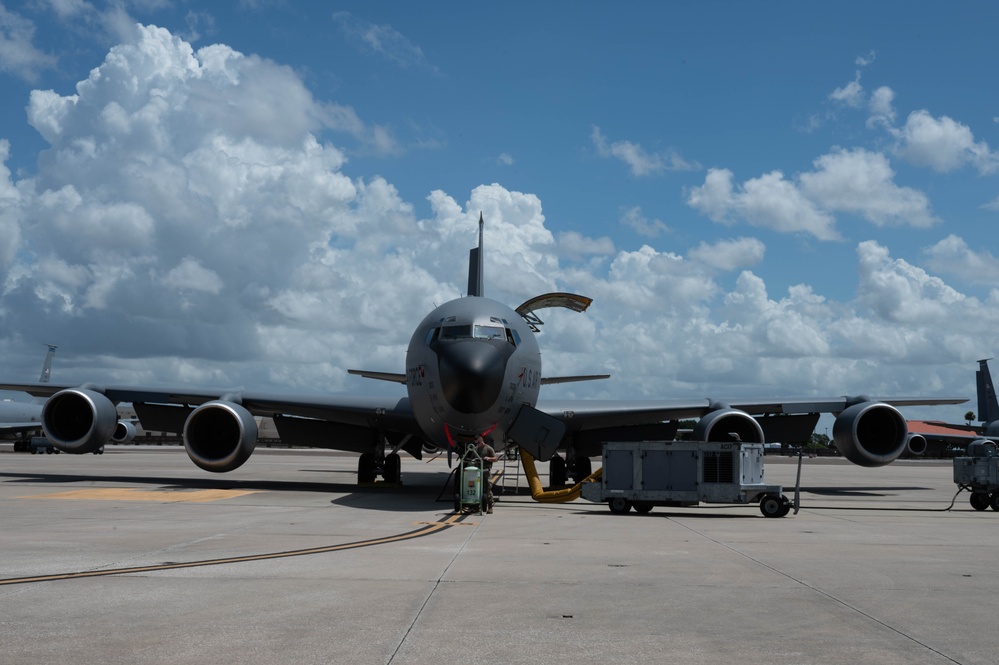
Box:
xmin=893 ymin=110 xmax=999 ymax=174
xmin=0 ymin=140 xmax=23 ymax=271
xmin=867 ymin=85 xmax=896 ymax=128
xmin=855 ymin=240 xmax=968 ymax=324
xmin=923 ymin=235 xmax=999 ymax=286
xmin=557 ymin=231 xmax=615 ymax=260
xmin=688 ymin=237 xmax=765 ymax=272
xmin=332 ymin=11 xmax=440 ymax=75
xmin=0 ymin=4 xmax=57 ymax=81
xmin=688 ymin=148 xmax=936 ymax=238
xmin=620 ymin=206 xmax=669 ymax=237
xmin=591 ymin=126 xmax=699 ymax=177
xmin=829 ymin=78 xmax=863 ymax=108
xmin=160 ymin=257 xmax=224 ymax=294
xmin=687 ymin=167 xmax=839 ymax=240
xmin=799 ymin=148 xmax=937 ymax=227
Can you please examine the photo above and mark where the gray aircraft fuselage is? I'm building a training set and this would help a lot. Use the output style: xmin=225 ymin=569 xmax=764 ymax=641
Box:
xmin=406 ymin=295 xmax=541 ymax=448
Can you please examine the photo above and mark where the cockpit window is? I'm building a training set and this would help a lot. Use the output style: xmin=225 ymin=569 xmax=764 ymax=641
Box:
xmin=439 ymin=324 xmax=473 ymax=340
xmin=436 ymin=323 xmax=513 ymax=343
xmin=474 ymin=325 xmax=505 ymax=340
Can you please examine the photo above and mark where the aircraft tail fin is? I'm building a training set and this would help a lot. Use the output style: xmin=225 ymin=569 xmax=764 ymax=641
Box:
xmin=39 ymin=344 xmax=57 ymax=383
xmin=467 ymin=212 xmax=484 ymax=297
xmin=977 ymin=358 xmax=998 ymax=423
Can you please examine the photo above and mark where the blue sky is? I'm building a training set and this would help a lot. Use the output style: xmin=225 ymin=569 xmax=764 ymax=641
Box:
xmin=1 ymin=1 xmax=997 ymax=424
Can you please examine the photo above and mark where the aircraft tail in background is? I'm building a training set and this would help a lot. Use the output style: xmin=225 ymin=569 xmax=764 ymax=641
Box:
xmin=978 ymin=359 xmax=998 ymax=426
xmin=39 ymin=345 xmax=57 ymax=383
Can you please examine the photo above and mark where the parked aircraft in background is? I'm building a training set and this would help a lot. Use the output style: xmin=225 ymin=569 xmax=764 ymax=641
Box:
xmin=1 ymin=344 xmax=136 ymax=452
xmin=2 ymin=345 xmax=56 ymax=451
xmin=0 ymin=216 xmax=966 ymax=484
xmin=904 ymin=359 xmax=999 ymax=457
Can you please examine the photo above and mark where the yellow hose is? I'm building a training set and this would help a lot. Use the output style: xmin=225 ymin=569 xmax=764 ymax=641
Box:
xmin=518 ymin=448 xmax=603 ymax=503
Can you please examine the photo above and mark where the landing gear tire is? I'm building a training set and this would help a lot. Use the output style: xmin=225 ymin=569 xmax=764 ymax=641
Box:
xmin=970 ymin=493 xmax=990 ymax=511
xmin=633 ymin=502 xmax=653 ymax=514
xmin=384 ymin=453 xmax=401 ymax=485
xmin=549 ymin=455 xmax=567 ymax=488
xmin=358 ymin=452 xmax=376 ymax=484
xmin=571 ymin=456 xmax=592 ymax=482
xmin=608 ymin=497 xmax=631 ymax=514
xmin=990 ymin=492 xmax=999 ymax=512
xmin=760 ymin=494 xmax=785 ymax=518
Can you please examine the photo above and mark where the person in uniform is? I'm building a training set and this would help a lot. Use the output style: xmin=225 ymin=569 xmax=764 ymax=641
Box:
xmin=473 ymin=434 xmax=499 ymax=513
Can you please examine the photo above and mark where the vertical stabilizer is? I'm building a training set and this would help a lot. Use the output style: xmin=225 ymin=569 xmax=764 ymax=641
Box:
xmin=977 ymin=358 xmax=998 ymax=424
xmin=39 ymin=344 xmax=57 ymax=383
xmin=467 ymin=212 xmax=484 ymax=297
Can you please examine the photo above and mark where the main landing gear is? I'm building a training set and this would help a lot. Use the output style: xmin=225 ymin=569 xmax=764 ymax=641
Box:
xmin=357 ymin=451 xmax=402 ymax=485
xmin=547 ymin=453 xmax=593 ymax=488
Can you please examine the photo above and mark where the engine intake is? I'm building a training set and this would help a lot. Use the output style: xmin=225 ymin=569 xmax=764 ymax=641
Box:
xmin=183 ymin=401 xmax=258 ymax=472
xmin=692 ymin=404 xmax=764 ymax=443
xmin=905 ymin=434 xmax=927 ymax=457
xmin=832 ymin=400 xmax=907 ymax=467
xmin=112 ymin=420 xmax=137 ymax=443
xmin=42 ymin=388 xmax=118 ymax=454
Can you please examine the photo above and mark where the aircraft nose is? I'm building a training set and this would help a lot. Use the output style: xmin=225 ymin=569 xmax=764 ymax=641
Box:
xmin=438 ymin=341 xmax=506 ymax=414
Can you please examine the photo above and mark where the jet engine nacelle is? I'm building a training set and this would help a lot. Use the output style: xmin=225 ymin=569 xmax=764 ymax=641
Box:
xmin=41 ymin=388 xmax=118 ymax=454
xmin=905 ymin=433 xmax=927 ymax=457
xmin=112 ymin=420 xmax=137 ymax=443
xmin=832 ymin=399 xmax=907 ymax=467
xmin=692 ymin=404 xmax=765 ymax=443
xmin=984 ymin=421 xmax=999 ymax=438
xmin=183 ymin=401 xmax=257 ymax=473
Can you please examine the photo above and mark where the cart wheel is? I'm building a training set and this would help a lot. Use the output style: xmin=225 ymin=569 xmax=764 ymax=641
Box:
xmin=760 ymin=495 xmax=784 ymax=518
xmin=633 ymin=502 xmax=653 ymax=514
xmin=990 ymin=493 xmax=999 ymax=512
xmin=608 ymin=497 xmax=631 ymax=514
xmin=970 ymin=493 xmax=990 ymax=511
xmin=776 ymin=496 xmax=792 ymax=518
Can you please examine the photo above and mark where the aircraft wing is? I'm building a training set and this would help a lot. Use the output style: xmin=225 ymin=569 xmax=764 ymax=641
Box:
xmin=0 ymin=382 xmax=422 ymax=453
xmin=536 ymin=395 xmax=968 ymax=432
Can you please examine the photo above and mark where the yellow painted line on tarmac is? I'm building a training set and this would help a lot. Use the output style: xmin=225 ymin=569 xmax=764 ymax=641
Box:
xmin=0 ymin=512 xmax=470 ymax=587
xmin=19 ymin=488 xmax=257 ymax=503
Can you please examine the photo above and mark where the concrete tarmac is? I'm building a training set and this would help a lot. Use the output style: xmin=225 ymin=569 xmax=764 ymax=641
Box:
xmin=1 ymin=445 xmax=996 ymax=665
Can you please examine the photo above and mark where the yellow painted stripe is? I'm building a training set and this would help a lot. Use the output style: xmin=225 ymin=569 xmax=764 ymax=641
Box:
xmin=0 ymin=512 xmax=469 ymax=586
xmin=20 ymin=488 xmax=256 ymax=503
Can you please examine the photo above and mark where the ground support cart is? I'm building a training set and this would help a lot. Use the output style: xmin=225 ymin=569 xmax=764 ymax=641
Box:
xmin=953 ymin=440 xmax=999 ymax=511
xmin=580 ymin=441 xmax=792 ymax=517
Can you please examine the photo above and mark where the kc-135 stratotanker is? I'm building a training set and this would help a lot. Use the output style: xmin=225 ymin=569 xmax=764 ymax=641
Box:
xmin=0 ymin=215 xmax=966 ymax=485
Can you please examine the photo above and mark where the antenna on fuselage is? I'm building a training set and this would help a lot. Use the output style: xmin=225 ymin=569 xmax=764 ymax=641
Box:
xmin=467 ymin=212 xmax=484 ymax=297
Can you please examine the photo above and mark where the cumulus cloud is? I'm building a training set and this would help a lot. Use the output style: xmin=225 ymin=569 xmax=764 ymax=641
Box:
xmin=923 ymin=235 xmax=999 ymax=286
xmin=688 ymin=237 xmax=765 ymax=272
xmin=799 ymin=149 xmax=936 ymax=227
xmin=687 ymin=167 xmax=839 ymax=240
xmin=0 ymin=4 xmax=57 ymax=81
xmin=892 ymin=110 xmax=999 ymax=174
xmin=620 ymin=206 xmax=669 ymax=237
xmin=687 ymin=148 xmax=936 ymax=239
xmin=591 ymin=126 xmax=699 ymax=176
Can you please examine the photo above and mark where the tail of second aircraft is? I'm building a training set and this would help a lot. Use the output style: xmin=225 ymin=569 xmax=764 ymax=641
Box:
xmin=978 ymin=359 xmax=999 ymax=426
xmin=39 ymin=344 xmax=57 ymax=383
